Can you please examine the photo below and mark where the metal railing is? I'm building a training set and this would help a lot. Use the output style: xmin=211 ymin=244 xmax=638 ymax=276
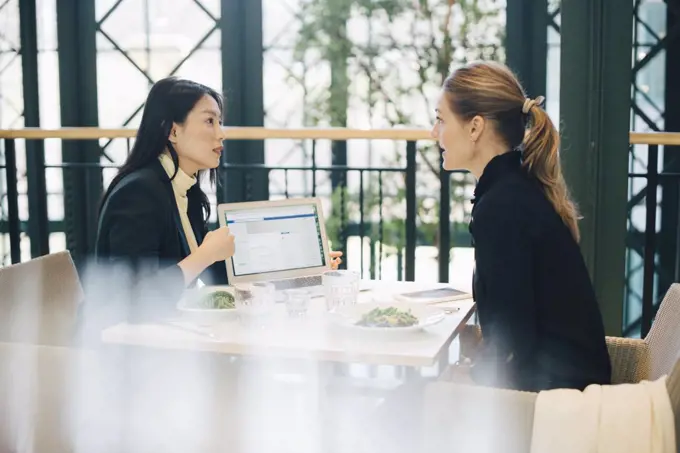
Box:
xmin=0 ymin=128 xmax=460 ymax=284
xmin=2 ymin=128 xmax=680 ymax=337
xmin=628 ymin=133 xmax=680 ymax=336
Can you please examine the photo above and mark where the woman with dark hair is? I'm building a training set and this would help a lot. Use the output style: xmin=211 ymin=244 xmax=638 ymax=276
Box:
xmin=92 ymin=77 xmax=234 ymax=322
xmin=90 ymin=77 xmax=342 ymax=326
xmin=432 ymin=62 xmax=611 ymax=391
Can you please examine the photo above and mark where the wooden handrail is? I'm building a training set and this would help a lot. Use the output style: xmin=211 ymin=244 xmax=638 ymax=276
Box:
xmin=0 ymin=127 xmax=679 ymax=145
xmin=0 ymin=127 xmax=431 ymax=141
xmin=628 ymin=132 xmax=680 ymax=146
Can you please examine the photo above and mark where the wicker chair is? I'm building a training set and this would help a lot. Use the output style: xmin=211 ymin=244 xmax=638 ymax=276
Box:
xmin=459 ymin=283 xmax=680 ymax=385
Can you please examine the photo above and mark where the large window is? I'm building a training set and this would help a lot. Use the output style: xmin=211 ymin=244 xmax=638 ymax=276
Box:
xmin=261 ymin=0 xmax=505 ymax=283
xmin=0 ymin=0 xmax=23 ymax=265
xmin=0 ymin=0 xmax=58 ymax=264
xmin=95 ymin=0 xmax=222 ymax=218
xmin=625 ymin=0 xmax=669 ymax=337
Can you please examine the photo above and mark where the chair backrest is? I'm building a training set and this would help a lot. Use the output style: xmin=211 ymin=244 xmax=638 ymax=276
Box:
xmin=0 ymin=251 xmax=83 ymax=346
xmin=645 ymin=283 xmax=680 ymax=381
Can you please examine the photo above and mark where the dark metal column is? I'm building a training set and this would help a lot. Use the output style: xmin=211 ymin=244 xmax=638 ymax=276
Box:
xmin=220 ymin=0 xmax=267 ymax=203
xmin=659 ymin=4 xmax=680 ymax=299
xmin=438 ymin=160 xmax=451 ymax=283
xmin=641 ymin=144 xmax=659 ymax=336
xmin=4 ymin=139 xmax=21 ymax=264
xmin=242 ymin=0 xmax=266 ymax=202
xmin=405 ymin=141 xmax=417 ymax=281
xmin=505 ymin=0 xmax=548 ymax=99
xmin=560 ymin=0 xmax=634 ymax=336
xmin=56 ymin=0 xmax=102 ymax=262
xmin=19 ymin=0 xmax=49 ymax=257
xmin=325 ymin=0 xmax=351 ymax=262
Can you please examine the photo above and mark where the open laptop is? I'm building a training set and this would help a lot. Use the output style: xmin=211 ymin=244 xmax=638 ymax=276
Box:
xmin=217 ymin=197 xmax=332 ymax=294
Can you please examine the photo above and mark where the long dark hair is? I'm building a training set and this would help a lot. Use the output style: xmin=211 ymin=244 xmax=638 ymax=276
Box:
xmin=101 ymin=77 xmax=223 ymax=222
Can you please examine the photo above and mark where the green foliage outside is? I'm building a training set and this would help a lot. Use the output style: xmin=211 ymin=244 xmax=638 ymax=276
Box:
xmin=290 ymin=0 xmax=505 ymax=258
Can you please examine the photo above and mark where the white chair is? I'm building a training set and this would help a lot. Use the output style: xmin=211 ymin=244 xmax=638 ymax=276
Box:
xmin=0 ymin=251 xmax=83 ymax=346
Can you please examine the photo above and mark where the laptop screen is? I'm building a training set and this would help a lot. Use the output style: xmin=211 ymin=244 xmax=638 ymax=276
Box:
xmin=224 ymin=203 xmax=327 ymax=277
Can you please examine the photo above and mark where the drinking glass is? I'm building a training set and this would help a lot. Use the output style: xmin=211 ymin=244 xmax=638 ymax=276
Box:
xmin=322 ymin=270 xmax=360 ymax=312
xmin=284 ymin=288 xmax=311 ymax=318
xmin=234 ymin=281 xmax=275 ymax=323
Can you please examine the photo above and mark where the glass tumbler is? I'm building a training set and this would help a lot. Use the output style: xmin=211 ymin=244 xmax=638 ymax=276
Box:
xmin=234 ymin=281 xmax=275 ymax=323
xmin=322 ymin=270 xmax=360 ymax=312
xmin=284 ymin=288 xmax=311 ymax=318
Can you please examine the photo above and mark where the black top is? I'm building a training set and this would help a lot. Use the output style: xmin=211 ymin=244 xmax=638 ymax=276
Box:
xmin=468 ymin=151 xmax=611 ymax=392
xmin=85 ymin=160 xmax=227 ymax=330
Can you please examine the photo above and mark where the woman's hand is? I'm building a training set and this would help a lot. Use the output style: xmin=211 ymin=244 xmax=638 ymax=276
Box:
xmin=178 ymin=226 xmax=235 ymax=284
xmin=330 ymin=250 xmax=343 ymax=269
xmin=200 ymin=226 xmax=235 ymax=263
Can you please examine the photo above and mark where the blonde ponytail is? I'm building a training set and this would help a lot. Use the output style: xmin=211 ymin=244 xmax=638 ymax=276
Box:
xmin=444 ymin=62 xmax=581 ymax=241
xmin=522 ymin=102 xmax=581 ymax=242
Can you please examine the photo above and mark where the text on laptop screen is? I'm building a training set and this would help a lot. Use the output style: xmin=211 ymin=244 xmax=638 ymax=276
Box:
xmin=225 ymin=204 xmax=326 ymax=276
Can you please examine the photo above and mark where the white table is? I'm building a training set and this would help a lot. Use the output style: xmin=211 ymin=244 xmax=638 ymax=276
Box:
xmin=101 ymin=280 xmax=476 ymax=368
xmin=98 ymin=281 xmax=477 ymax=451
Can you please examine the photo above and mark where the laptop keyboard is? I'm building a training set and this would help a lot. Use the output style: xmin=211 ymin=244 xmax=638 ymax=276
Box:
xmin=271 ymin=275 xmax=323 ymax=291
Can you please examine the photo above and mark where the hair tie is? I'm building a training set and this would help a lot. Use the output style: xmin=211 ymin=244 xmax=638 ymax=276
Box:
xmin=522 ymin=96 xmax=545 ymax=114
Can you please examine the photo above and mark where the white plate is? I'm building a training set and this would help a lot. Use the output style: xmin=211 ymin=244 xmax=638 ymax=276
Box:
xmin=329 ymin=301 xmax=446 ymax=333
xmin=177 ymin=286 xmax=238 ymax=323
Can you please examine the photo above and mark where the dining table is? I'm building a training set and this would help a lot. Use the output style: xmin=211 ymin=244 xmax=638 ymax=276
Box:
xmin=101 ymin=279 xmax=476 ymax=370
xmin=98 ymin=279 xmax=477 ymax=453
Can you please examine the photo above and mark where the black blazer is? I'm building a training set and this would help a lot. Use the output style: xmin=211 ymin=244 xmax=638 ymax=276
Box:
xmin=89 ymin=160 xmax=227 ymax=325
xmin=468 ymin=151 xmax=611 ymax=392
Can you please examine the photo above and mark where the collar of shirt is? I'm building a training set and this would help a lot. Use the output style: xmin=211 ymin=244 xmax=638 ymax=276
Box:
xmin=158 ymin=153 xmax=197 ymax=200
xmin=472 ymin=150 xmax=522 ymax=204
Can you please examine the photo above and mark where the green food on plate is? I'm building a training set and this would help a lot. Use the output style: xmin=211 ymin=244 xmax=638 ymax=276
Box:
xmin=356 ymin=306 xmax=419 ymax=328
xmin=197 ymin=290 xmax=235 ymax=309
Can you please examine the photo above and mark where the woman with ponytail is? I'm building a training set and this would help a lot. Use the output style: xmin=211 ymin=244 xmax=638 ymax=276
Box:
xmin=432 ymin=62 xmax=611 ymax=391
